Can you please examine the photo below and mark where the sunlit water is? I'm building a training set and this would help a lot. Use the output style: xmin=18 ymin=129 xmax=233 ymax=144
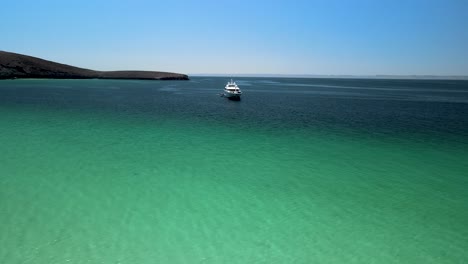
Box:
xmin=1 ymin=77 xmax=467 ymax=263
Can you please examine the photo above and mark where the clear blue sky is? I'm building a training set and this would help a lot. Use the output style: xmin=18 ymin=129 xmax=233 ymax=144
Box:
xmin=1 ymin=0 xmax=467 ymax=75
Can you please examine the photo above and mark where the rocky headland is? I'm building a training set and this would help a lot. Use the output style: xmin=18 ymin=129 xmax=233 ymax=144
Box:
xmin=0 ymin=51 xmax=189 ymax=80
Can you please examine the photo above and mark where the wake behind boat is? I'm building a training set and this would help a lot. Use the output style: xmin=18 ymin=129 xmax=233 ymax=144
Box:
xmin=223 ymin=79 xmax=242 ymax=100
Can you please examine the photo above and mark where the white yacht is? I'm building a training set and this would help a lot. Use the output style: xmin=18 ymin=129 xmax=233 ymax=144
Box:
xmin=223 ymin=79 xmax=242 ymax=100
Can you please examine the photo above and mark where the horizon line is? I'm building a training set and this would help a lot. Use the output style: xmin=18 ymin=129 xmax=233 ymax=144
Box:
xmin=188 ymin=73 xmax=468 ymax=80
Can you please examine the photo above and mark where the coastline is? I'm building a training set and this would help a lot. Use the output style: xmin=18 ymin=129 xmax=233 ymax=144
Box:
xmin=0 ymin=51 xmax=189 ymax=81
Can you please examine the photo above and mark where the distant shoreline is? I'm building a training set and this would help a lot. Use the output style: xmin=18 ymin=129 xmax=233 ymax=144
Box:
xmin=0 ymin=51 xmax=189 ymax=81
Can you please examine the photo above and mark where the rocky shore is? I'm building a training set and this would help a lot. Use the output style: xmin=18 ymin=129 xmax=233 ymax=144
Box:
xmin=0 ymin=51 xmax=189 ymax=80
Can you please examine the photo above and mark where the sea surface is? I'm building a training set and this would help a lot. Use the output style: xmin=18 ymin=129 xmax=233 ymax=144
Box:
xmin=1 ymin=77 xmax=468 ymax=263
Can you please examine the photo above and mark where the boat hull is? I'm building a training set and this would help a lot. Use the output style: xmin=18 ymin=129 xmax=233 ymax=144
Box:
xmin=223 ymin=91 xmax=241 ymax=100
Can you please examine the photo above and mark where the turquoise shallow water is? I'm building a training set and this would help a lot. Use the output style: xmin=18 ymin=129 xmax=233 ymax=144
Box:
xmin=1 ymin=78 xmax=468 ymax=263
